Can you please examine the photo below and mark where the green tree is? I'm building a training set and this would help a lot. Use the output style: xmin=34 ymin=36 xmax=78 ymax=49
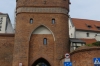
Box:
xmin=92 ymin=41 xmax=100 ymax=46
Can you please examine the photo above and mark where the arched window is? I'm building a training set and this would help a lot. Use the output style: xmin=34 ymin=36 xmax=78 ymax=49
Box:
xmin=43 ymin=38 xmax=47 ymax=45
xmin=30 ymin=18 xmax=33 ymax=24
xmin=52 ymin=18 xmax=55 ymax=24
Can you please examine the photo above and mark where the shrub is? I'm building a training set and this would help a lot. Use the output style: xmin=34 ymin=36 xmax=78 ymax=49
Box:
xmin=86 ymin=44 xmax=93 ymax=47
xmin=92 ymin=41 xmax=100 ymax=46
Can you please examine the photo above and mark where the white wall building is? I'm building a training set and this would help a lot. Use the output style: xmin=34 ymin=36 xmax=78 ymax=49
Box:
xmin=0 ymin=12 xmax=14 ymax=33
xmin=69 ymin=17 xmax=100 ymax=41
xmin=69 ymin=17 xmax=100 ymax=52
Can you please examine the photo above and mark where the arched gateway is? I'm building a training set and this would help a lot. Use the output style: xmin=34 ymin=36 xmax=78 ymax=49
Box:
xmin=32 ymin=58 xmax=51 ymax=66
xmin=29 ymin=25 xmax=54 ymax=66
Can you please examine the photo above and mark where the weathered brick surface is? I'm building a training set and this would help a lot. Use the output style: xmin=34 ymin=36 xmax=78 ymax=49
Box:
xmin=13 ymin=0 xmax=69 ymax=66
xmin=0 ymin=34 xmax=14 ymax=66
xmin=16 ymin=7 xmax=68 ymax=15
xmin=71 ymin=47 xmax=100 ymax=66
xmin=13 ymin=13 xmax=69 ymax=66
xmin=29 ymin=34 xmax=54 ymax=66
xmin=16 ymin=0 xmax=69 ymax=9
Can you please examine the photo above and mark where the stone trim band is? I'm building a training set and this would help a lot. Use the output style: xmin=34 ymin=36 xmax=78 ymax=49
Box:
xmin=17 ymin=7 xmax=68 ymax=15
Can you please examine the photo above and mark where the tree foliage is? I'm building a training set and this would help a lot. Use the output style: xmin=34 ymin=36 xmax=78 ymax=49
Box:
xmin=92 ymin=41 xmax=100 ymax=46
xmin=86 ymin=41 xmax=100 ymax=46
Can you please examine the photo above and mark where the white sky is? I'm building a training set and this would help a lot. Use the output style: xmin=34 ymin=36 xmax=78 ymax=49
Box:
xmin=0 ymin=0 xmax=100 ymax=25
xmin=69 ymin=0 xmax=100 ymax=21
xmin=0 ymin=0 xmax=16 ymax=25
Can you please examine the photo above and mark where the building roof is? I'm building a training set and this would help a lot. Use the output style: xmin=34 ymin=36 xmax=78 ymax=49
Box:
xmin=71 ymin=18 xmax=100 ymax=32
xmin=81 ymin=38 xmax=97 ymax=44
xmin=70 ymin=38 xmax=96 ymax=44
xmin=0 ymin=12 xmax=3 ymax=14
xmin=70 ymin=38 xmax=86 ymax=43
xmin=0 ymin=12 xmax=8 ymax=15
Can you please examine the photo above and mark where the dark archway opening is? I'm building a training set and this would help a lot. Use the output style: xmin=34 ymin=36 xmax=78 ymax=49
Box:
xmin=32 ymin=58 xmax=51 ymax=66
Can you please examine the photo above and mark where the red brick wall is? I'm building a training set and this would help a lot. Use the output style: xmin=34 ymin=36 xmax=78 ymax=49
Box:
xmin=71 ymin=47 xmax=100 ymax=66
xmin=13 ymin=0 xmax=69 ymax=66
xmin=16 ymin=0 xmax=69 ymax=9
xmin=13 ymin=13 xmax=69 ymax=66
xmin=0 ymin=34 xmax=14 ymax=66
xmin=29 ymin=34 xmax=54 ymax=66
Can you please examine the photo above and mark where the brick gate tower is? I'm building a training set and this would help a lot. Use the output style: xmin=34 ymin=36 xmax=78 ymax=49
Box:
xmin=13 ymin=0 xmax=70 ymax=66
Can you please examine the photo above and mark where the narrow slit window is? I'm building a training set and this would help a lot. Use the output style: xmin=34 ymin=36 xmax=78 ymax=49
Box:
xmin=0 ymin=17 xmax=2 ymax=22
xmin=30 ymin=18 xmax=33 ymax=24
xmin=87 ymin=33 xmax=89 ymax=37
xmin=52 ymin=19 xmax=55 ymax=24
xmin=43 ymin=38 xmax=47 ymax=45
xmin=71 ymin=33 xmax=72 ymax=37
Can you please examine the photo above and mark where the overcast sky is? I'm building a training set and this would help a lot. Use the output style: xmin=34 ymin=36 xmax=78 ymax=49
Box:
xmin=0 ymin=0 xmax=16 ymax=25
xmin=0 ymin=0 xmax=100 ymax=25
xmin=69 ymin=0 xmax=100 ymax=21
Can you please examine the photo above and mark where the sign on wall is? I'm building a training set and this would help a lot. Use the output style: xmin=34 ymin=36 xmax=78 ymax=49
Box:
xmin=93 ymin=58 xmax=100 ymax=66
xmin=64 ymin=53 xmax=70 ymax=62
xmin=65 ymin=53 xmax=70 ymax=59
xmin=64 ymin=62 xmax=72 ymax=66
xmin=64 ymin=53 xmax=72 ymax=66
